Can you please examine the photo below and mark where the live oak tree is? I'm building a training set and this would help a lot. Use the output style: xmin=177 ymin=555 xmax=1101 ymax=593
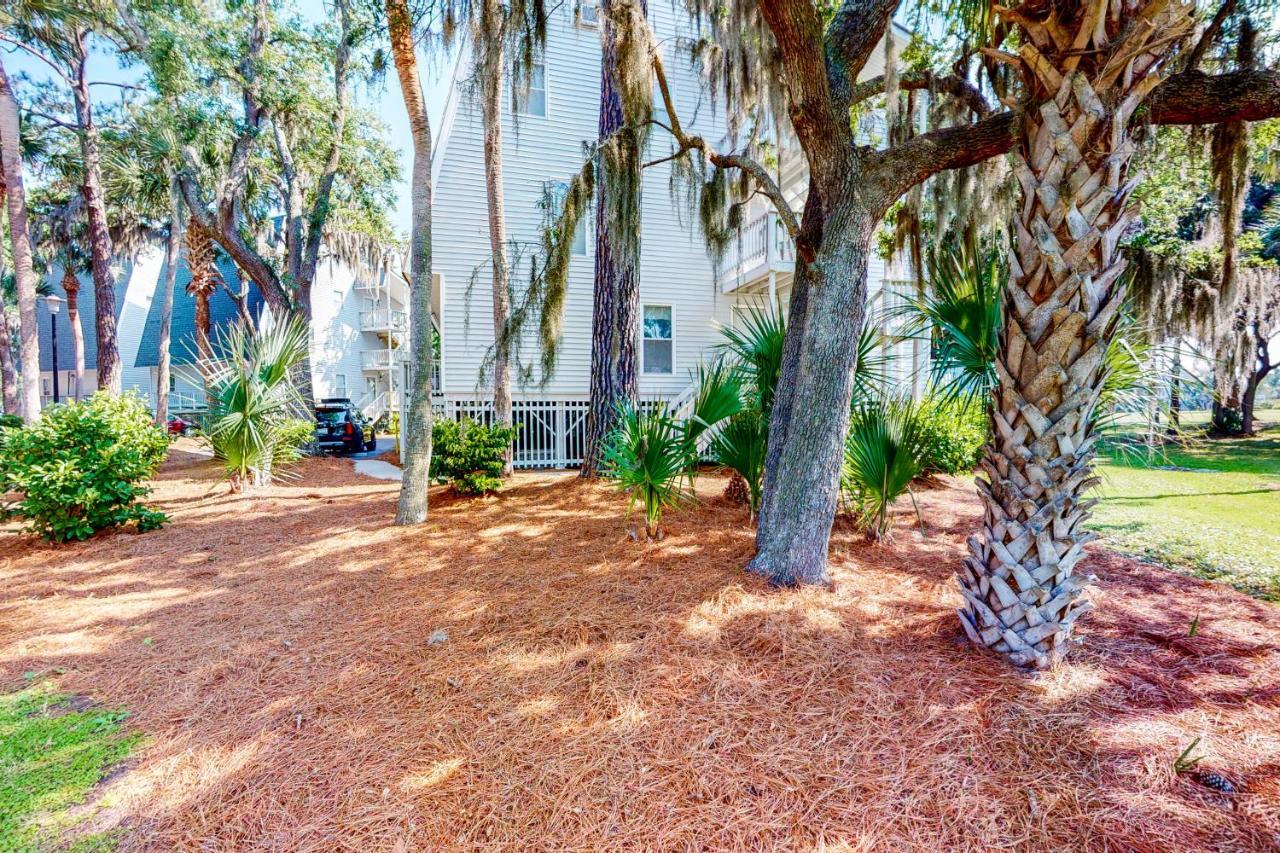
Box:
xmin=595 ymin=0 xmax=1280 ymax=637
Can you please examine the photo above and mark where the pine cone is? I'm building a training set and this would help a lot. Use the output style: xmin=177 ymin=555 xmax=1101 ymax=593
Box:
xmin=724 ymin=472 xmax=749 ymax=506
xmin=1194 ymin=771 xmax=1238 ymax=794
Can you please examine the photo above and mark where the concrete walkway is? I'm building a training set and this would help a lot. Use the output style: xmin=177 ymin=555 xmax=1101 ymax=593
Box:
xmin=352 ymin=437 xmax=402 ymax=481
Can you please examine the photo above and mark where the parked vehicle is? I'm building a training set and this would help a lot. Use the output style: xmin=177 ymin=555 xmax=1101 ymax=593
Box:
xmin=314 ymin=398 xmax=375 ymax=455
xmin=166 ymin=415 xmax=195 ymax=436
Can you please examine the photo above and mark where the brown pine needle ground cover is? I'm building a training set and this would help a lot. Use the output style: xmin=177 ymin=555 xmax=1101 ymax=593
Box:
xmin=2 ymin=447 xmax=1280 ymax=850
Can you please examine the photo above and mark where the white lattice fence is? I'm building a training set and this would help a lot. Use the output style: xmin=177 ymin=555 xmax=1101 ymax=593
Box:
xmin=436 ymin=394 xmax=681 ymax=469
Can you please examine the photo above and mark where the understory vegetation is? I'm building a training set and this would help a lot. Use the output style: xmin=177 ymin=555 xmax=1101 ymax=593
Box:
xmin=0 ymin=393 xmax=168 ymax=542
xmin=0 ymin=679 xmax=141 ymax=850
xmin=430 ymin=417 xmax=519 ymax=495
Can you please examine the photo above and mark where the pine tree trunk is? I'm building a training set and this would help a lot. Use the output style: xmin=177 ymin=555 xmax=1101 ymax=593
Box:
xmin=958 ymin=0 xmax=1193 ymax=669
xmin=478 ymin=3 xmax=514 ymax=476
xmin=156 ymin=185 xmax=182 ymax=425
xmin=749 ymin=210 xmax=873 ymax=586
xmin=0 ymin=232 xmax=17 ymax=415
xmin=61 ymin=269 xmax=86 ymax=400
xmin=387 ymin=0 xmax=435 ymax=525
xmin=580 ymin=0 xmax=643 ymax=478
xmin=70 ymin=31 xmax=120 ymax=395
xmin=0 ymin=57 xmax=41 ymax=422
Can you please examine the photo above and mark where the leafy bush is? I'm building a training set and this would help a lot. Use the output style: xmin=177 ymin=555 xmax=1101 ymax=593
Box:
xmin=430 ymin=417 xmax=518 ymax=495
xmin=204 ymin=318 xmax=311 ymax=488
xmin=841 ymin=398 xmax=926 ymax=541
xmin=0 ymin=413 xmax=22 ymax=431
xmin=273 ymin=418 xmax=317 ymax=465
xmin=710 ymin=411 xmax=768 ymax=516
xmin=914 ymin=396 xmax=988 ymax=475
xmin=0 ymin=392 xmax=169 ymax=541
xmin=601 ymin=404 xmax=689 ymax=538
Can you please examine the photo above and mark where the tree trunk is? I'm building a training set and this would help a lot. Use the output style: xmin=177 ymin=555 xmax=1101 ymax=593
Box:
xmin=1167 ymin=338 xmax=1181 ymax=436
xmin=0 ymin=57 xmax=41 ymax=422
xmin=386 ymin=0 xmax=435 ymax=525
xmin=580 ymin=0 xmax=644 ymax=477
xmin=156 ymin=178 xmax=182 ymax=424
xmin=70 ymin=31 xmax=120 ymax=394
xmin=0 ymin=233 xmax=17 ymax=415
xmin=61 ymin=269 xmax=86 ymax=400
xmin=478 ymin=2 xmax=514 ymax=476
xmin=186 ymin=220 xmax=217 ymax=370
xmin=749 ymin=210 xmax=873 ymax=586
xmin=957 ymin=0 xmax=1193 ymax=669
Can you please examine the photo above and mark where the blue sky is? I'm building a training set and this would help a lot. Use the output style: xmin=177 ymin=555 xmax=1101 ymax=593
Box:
xmin=2 ymin=0 xmax=456 ymax=235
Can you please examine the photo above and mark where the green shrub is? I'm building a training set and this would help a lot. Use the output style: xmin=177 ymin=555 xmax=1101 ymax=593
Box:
xmin=0 ymin=413 xmax=22 ymax=431
xmin=710 ymin=411 xmax=768 ymax=517
xmin=0 ymin=392 xmax=169 ymax=541
xmin=430 ymin=417 xmax=517 ymax=495
xmin=601 ymin=403 xmax=689 ymax=538
xmin=914 ymin=396 xmax=989 ymax=475
xmin=841 ymin=398 xmax=926 ymax=541
xmin=272 ymin=418 xmax=317 ymax=466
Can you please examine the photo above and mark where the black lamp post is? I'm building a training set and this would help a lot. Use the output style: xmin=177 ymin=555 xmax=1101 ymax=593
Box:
xmin=45 ymin=294 xmax=63 ymax=404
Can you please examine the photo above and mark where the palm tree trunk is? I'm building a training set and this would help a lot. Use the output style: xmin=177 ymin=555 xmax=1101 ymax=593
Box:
xmin=477 ymin=1 xmax=514 ymax=476
xmin=580 ymin=0 xmax=644 ymax=478
xmin=61 ymin=269 xmax=86 ymax=400
xmin=0 ymin=57 xmax=42 ymax=422
xmin=386 ymin=0 xmax=435 ymax=525
xmin=69 ymin=30 xmax=120 ymax=395
xmin=156 ymin=177 xmax=182 ymax=425
xmin=958 ymin=0 xmax=1193 ymax=669
xmin=186 ymin=220 xmax=216 ymax=368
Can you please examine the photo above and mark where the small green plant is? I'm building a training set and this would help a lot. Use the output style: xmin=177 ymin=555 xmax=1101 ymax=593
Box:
xmin=1188 ymin=614 xmax=1200 ymax=637
xmin=0 ymin=681 xmax=142 ymax=848
xmin=203 ymin=318 xmax=312 ymax=489
xmin=710 ymin=411 xmax=768 ymax=517
xmin=682 ymin=358 xmax=744 ymax=478
xmin=914 ymin=396 xmax=989 ymax=475
xmin=1174 ymin=736 xmax=1204 ymax=773
xmin=601 ymin=403 xmax=690 ymax=539
xmin=430 ymin=417 xmax=518 ymax=495
xmin=0 ymin=412 xmax=22 ymax=431
xmin=0 ymin=392 xmax=169 ymax=541
xmin=841 ymin=398 xmax=927 ymax=541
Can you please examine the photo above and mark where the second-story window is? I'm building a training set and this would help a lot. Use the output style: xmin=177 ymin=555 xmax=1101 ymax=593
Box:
xmin=577 ymin=0 xmax=600 ymax=26
xmin=513 ymin=62 xmax=547 ymax=117
xmin=545 ymin=179 xmax=590 ymax=256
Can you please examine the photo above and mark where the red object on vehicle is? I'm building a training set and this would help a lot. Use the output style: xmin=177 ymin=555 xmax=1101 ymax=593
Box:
xmin=166 ymin=416 xmax=191 ymax=435
xmin=345 ymin=422 xmax=354 ymax=436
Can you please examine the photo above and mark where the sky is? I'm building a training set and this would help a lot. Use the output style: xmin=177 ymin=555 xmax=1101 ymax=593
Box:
xmin=2 ymin=0 xmax=457 ymax=235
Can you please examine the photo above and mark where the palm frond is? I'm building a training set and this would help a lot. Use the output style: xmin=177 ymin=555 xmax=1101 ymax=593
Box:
xmin=601 ymin=402 xmax=690 ymax=538
xmin=841 ymin=397 xmax=926 ymax=541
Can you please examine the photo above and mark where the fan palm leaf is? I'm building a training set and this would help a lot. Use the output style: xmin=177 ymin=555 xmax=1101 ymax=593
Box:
xmin=841 ymin=397 xmax=926 ymax=541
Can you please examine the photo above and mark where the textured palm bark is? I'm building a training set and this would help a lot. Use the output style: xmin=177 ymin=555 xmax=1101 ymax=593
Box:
xmin=156 ymin=180 xmax=182 ymax=425
xmin=580 ymin=0 xmax=642 ymax=478
xmin=0 ymin=215 xmax=17 ymax=415
xmin=186 ymin=220 xmax=218 ymax=371
xmin=387 ymin=0 xmax=435 ymax=525
xmin=70 ymin=31 xmax=120 ymax=395
xmin=957 ymin=0 xmax=1194 ymax=669
xmin=60 ymin=268 xmax=86 ymax=399
xmin=477 ymin=0 xmax=514 ymax=476
xmin=0 ymin=57 xmax=41 ymax=422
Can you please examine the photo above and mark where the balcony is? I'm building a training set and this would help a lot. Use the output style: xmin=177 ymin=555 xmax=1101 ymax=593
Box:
xmin=719 ymin=212 xmax=795 ymax=293
xmin=359 ymin=308 xmax=407 ymax=334
xmin=361 ymin=349 xmax=402 ymax=371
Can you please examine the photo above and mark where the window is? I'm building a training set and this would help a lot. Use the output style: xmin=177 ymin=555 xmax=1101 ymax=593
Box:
xmin=333 ymin=289 xmax=344 ymax=308
xmin=642 ymin=305 xmax=673 ymax=374
xmin=169 ymin=374 xmax=176 ymax=392
xmin=335 ymin=374 xmax=347 ymax=397
xmin=512 ymin=62 xmax=546 ymax=117
xmin=42 ymin=377 xmax=51 ymax=397
xmin=545 ymin=179 xmax=590 ymax=256
xmin=578 ymin=0 xmax=600 ymax=26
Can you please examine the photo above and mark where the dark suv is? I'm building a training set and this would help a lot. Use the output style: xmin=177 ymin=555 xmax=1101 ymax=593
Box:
xmin=314 ymin=398 xmax=375 ymax=455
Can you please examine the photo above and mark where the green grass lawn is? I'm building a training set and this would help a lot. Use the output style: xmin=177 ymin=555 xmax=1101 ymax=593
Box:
xmin=0 ymin=679 xmax=140 ymax=852
xmin=1091 ymin=416 xmax=1280 ymax=600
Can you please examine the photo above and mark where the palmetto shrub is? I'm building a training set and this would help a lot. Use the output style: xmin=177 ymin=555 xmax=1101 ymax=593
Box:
xmin=840 ymin=398 xmax=926 ymax=541
xmin=0 ymin=392 xmax=169 ymax=541
xmin=710 ymin=410 xmax=768 ymax=517
xmin=203 ymin=318 xmax=312 ymax=489
xmin=430 ymin=417 xmax=518 ymax=495
xmin=601 ymin=403 xmax=689 ymax=539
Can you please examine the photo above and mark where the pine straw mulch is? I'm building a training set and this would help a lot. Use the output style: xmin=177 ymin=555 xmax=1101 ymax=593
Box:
xmin=2 ymin=449 xmax=1279 ymax=851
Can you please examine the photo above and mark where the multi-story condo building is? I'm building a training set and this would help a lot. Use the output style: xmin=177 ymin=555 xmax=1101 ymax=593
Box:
xmin=28 ymin=6 xmax=925 ymax=470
